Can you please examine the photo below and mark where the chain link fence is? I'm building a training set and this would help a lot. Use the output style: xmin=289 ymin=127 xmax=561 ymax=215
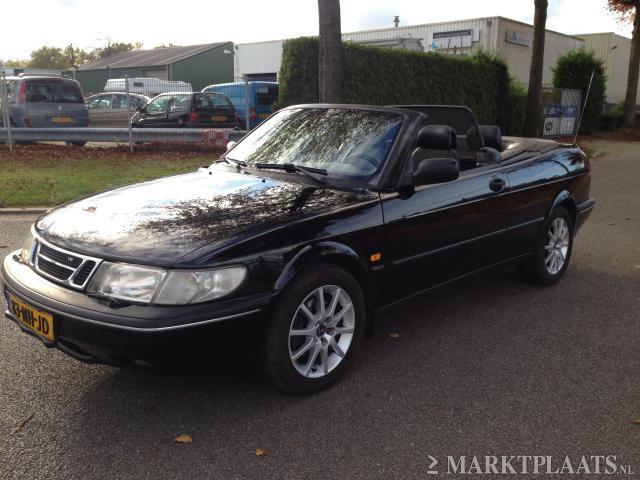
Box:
xmin=0 ymin=74 xmax=280 ymax=152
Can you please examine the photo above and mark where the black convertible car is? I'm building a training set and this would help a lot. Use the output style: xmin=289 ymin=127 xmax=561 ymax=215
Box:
xmin=1 ymin=104 xmax=594 ymax=394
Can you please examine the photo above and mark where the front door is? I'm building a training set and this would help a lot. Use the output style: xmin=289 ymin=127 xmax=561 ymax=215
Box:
xmin=381 ymin=165 xmax=512 ymax=304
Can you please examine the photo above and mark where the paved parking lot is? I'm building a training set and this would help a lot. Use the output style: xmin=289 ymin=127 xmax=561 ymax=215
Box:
xmin=1 ymin=140 xmax=639 ymax=479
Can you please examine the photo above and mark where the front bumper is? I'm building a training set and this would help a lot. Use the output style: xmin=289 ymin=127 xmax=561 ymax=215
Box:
xmin=1 ymin=251 xmax=272 ymax=368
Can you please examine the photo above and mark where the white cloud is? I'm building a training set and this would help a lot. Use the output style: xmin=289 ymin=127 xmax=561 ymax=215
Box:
xmin=0 ymin=0 xmax=634 ymax=60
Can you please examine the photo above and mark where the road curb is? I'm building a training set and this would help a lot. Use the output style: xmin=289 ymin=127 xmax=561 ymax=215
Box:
xmin=0 ymin=207 xmax=50 ymax=215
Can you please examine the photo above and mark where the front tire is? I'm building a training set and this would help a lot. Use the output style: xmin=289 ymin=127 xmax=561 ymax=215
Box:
xmin=518 ymin=206 xmax=574 ymax=285
xmin=260 ymin=263 xmax=365 ymax=395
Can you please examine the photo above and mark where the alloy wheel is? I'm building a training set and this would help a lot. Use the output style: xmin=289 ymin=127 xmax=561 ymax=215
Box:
xmin=545 ymin=217 xmax=570 ymax=275
xmin=288 ymin=285 xmax=355 ymax=379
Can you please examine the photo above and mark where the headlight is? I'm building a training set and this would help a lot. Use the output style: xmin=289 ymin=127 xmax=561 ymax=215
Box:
xmin=20 ymin=228 xmax=36 ymax=264
xmin=87 ymin=262 xmax=247 ymax=305
xmin=87 ymin=263 xmax=166 ymax=303
xmin=153 ymin=267 xmax=247 ymax=305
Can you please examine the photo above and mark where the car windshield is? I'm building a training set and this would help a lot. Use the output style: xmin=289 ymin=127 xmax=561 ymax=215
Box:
xmin=226 ymin=108 xmax=403 ymax=181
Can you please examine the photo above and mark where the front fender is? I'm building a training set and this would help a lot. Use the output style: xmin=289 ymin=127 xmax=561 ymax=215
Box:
xmin=273 ymin=241 xmax=377 ymax=337
xmin=274 ymin=241 xmax=370 ymax=292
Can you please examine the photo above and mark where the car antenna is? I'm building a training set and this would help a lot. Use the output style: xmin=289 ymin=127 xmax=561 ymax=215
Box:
xmin=572 ymin=69 xmax=595 ymax=147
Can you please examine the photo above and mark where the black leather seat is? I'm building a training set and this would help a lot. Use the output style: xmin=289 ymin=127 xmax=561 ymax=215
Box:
xmin=411 ymin=125 xmax=458 ymax=168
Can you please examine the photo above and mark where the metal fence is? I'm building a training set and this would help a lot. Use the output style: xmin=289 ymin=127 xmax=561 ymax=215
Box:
xmin=0 ymin=74 xmax=280 ymax=151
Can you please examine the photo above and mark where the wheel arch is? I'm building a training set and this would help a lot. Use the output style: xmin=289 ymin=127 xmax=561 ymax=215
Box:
xmin=273 ymin=242 xmax=375 ymax=334
xmin=548 ymin=190 xmax=577 ymax=228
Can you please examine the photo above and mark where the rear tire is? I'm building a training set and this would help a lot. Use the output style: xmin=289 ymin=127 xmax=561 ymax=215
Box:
xmin=518 ymin=206 xmax=574 ymax=285
xmin=259 ymin=263 xmax=365 ymax=395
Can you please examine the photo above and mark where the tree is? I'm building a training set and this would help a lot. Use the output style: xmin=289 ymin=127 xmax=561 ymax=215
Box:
xmin=28 ymin=46 xmax=70 ymax=69
xmin=63 ymin=44 xmax=94 ymax=68
xmin=553 ymin=49 xmax=606 ymax=133
xmin=92 ymin=40 xmax=143 ymax=59
xmin=1 ymin=59 xmax=28 ymax=68
xmin=317 ymin=0 xmax=343 ymax=103
xmin=608 ymin=0 xmax=640 ymax=127
xmin=523 ymin=0 xmax=549 ymax=137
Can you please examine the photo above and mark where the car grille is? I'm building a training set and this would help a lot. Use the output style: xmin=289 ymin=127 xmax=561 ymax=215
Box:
xmin=33 ymin=239 xmax=101 ymax=289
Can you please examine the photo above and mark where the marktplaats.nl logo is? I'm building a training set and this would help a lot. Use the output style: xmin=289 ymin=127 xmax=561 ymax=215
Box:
xmin=425 ymin=455 xmax=635 ymax=475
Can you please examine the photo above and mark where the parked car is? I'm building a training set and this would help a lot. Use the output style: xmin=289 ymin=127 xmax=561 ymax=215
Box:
xmin=1 ymin=104 xmax=594 ymax=394
xmin=104 ymin=78 xmax=192 ymax=98
xmin=85 ymin=93 xmax=150 ymax=127
xmin=202 ymin=81 xmax=278 ymax=129
xmin=0 ymin=75 xmax=88 ymax=129
xmin=131 ymin=92 xmax=240 ymax=128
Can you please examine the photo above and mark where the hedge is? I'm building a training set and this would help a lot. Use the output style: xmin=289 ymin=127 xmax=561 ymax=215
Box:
xmin=553 ymin=49 xmax=606 ymax=134
xmin=278 ymin=37 xmax=524 ymax=134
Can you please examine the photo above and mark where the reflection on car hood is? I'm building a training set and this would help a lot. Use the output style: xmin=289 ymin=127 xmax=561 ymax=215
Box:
xmin=35 ymin=167 xmax=371 ymax=267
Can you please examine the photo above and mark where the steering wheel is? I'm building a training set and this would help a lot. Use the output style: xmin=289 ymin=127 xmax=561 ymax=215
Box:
xmin=344 ymin=152 xmax=379 ymax=170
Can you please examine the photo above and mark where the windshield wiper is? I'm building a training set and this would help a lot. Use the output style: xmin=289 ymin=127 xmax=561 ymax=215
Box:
xmin=254 ymin=163 xmax=328 ymax=186
xmin=222 ymin=157 xmax=246 ymax=169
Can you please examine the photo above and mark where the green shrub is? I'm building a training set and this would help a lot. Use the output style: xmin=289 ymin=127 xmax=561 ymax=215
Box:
xmin=601 ymin=102 xmax=624 ymax=131
xmin=553 ymin=49 xmax=606 ymax=134
xmin=279 ymin=38 xmax=519 ymax=131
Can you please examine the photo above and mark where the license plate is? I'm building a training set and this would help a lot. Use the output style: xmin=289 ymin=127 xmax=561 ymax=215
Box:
xmin=211 ymin=115 xmax=228 ymax=122
xmin=52 ymin=116 xmax=72 ymax=124
xmin=258 ymin=113 xmax=270 ymax=119
xmin=7 ymin=293 xmax=55 ymax=342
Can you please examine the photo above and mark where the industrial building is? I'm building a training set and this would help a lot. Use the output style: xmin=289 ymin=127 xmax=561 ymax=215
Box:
xmin=235 ymin=17 xmax=583 ymax=87
xmin=234 ymin=16 xmax=638 ymax=107
xmin=75 ymin=42 xmax=235 ymax=94
xmin=578 ymin=32 xmax=640 ymax=106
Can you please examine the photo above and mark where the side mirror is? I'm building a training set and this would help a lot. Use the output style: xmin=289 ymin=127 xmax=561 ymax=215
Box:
xmin=226 ymin=141 xmax=237 ymax=152
xmin=136 ymin=106 xmax=145 ymax=113
xmin=413 ymin=158 xmax=459 ymax=186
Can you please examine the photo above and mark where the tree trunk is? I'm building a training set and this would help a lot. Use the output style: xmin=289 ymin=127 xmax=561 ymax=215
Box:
xmin=523 ymin=0 xmax=548 ymax=137
xmin=623 ymin=5 xmax=640 ymax=128
xmin=318 ymin=0 xmax=343 ymax=103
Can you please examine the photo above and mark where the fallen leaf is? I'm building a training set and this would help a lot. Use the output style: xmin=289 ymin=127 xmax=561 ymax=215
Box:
xmin=388 ymin=333 xmax=400 ymax=338
xmin=255 ymin=448 xmax=270 ymax=456
xmin=631 ymin=419 xmax=640 ymax=425
xmin=0 ymin=245 xmax=8 ymax=249
xmin=11 ymin=412 xmax=34 ymax=434
xmin=174 ymin=434 xmax=193 ymax=444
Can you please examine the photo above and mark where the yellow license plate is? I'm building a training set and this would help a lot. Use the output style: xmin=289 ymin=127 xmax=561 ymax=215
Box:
xmin=8 ymin=293 xmax=55 ymax=342
xmin=52 ymin=116 xmax=72 ymax=123
xmin=258 ymin=113 xmax=270 ymax=119
xmin=211 ymin=115 xmax=228 ymax=122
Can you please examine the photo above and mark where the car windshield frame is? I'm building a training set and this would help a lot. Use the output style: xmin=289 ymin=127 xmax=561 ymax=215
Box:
xmin=224 ymin=105 xmax=408 ymax=186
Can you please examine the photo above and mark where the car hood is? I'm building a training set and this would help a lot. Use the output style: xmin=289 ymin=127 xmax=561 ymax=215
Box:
xmin=35 ymin=167 xmax=373 ymax=267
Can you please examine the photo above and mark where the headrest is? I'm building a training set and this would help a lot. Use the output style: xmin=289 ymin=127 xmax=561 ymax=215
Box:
xmin=465 ymin=126 xmax=483 ymax=150
xmin=417 ymin=125 xmax=457 ymax=150
xmin=479 ymin=125 xmax=503 ymax=151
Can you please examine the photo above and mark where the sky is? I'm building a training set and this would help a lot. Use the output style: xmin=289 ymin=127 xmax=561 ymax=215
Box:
xmin=0 ymin=0 xmax=634 ymax=61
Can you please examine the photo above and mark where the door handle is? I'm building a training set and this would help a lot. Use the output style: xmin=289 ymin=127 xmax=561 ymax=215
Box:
xmin=489 ymin=177 xmax=506 ymax=193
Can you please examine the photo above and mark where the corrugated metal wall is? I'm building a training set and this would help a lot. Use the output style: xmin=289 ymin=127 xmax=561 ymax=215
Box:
xmin=342 ymin=17 xmax=497 ymax=54
xmin=235 ymin=40 xmax=284 ymax=80
xmin=495 ymin=18 xmax=584 ymax=88
xmin=579 ymin=32 xmax=639 ymax=105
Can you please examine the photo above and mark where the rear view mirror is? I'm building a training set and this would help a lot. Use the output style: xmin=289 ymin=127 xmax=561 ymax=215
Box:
xmin=226 ymin=141 xmax=237 ymax=151
xmin=413 ymin=158 xmax=459 ymax=186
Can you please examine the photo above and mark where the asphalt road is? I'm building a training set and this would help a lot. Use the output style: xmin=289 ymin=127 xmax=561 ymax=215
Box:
xmin=1 ymin=140 xmax=639 ymax=479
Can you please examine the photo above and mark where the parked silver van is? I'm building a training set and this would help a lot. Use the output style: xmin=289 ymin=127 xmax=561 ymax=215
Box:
xmin=1 ymin=75 xmax=89 ymax=130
